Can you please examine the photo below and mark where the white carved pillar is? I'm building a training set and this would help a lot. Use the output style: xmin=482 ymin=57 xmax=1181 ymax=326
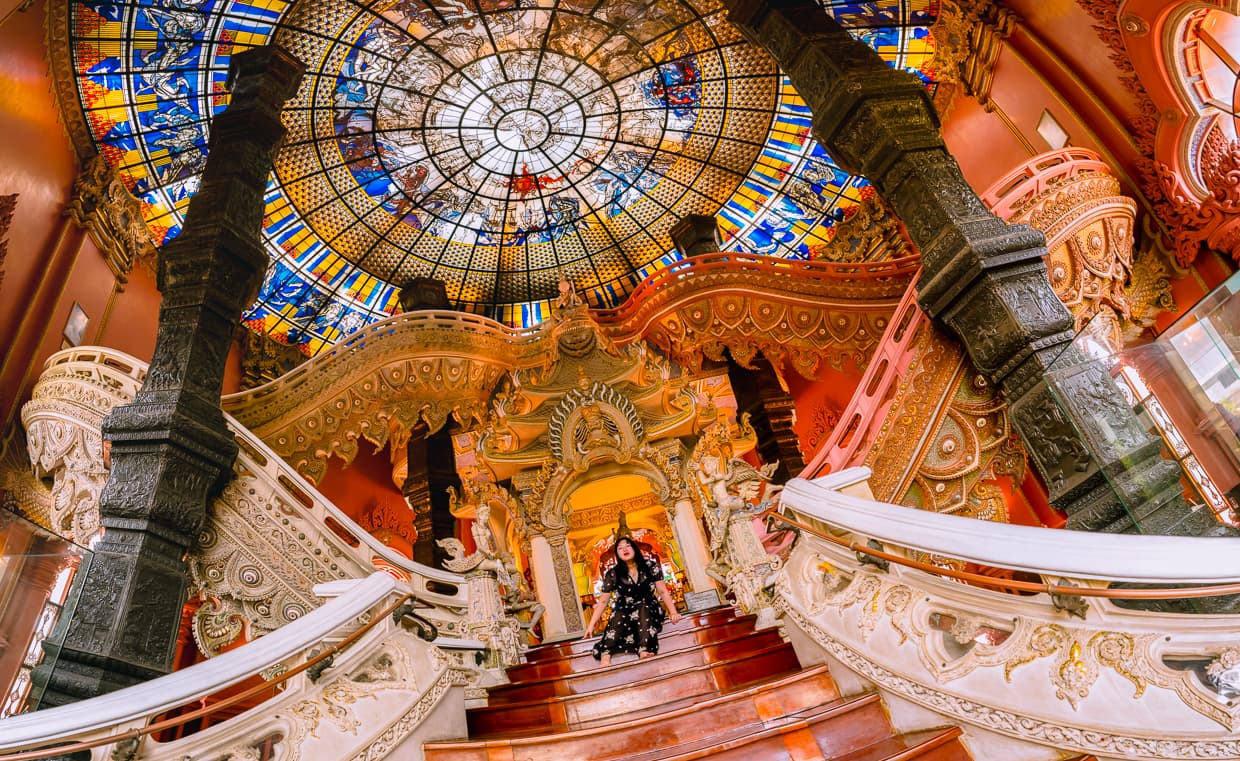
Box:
xmin=462 ymin=568 xmax=520 ymax=667
xmin=725 ymin=512 xmax=781 ymax=628
xmin=670 ymin=498 xmax=717 ymax=593
xmin=529 ymin=533 xmax=570 ymax=641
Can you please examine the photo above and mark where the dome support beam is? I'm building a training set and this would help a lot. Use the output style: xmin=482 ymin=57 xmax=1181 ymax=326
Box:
xmin=722 ymin=0 xmax=1231 ymax=540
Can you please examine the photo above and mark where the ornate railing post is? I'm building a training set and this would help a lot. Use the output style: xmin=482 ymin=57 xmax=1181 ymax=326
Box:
xmin=34 ymin=46 xmax=304 ymax=706
xmin=722 ymin=0 xmax=1221 ymax=537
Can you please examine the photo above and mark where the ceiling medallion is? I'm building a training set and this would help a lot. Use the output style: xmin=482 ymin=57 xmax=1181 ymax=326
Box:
xmin=65 ymin=0 xmax=937 ymax=353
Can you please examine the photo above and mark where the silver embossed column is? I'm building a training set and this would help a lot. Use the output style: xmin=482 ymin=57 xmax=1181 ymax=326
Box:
xmin=35 ymin=46 xmax=305 ymax=706
xmin=722 ymin=0 xmax=1223 ymax=537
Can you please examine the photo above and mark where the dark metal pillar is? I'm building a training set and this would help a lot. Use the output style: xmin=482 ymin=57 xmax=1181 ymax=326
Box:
xmin=723 ymin=0 xmax=1224 ymax=536
xmin=35 ymin=46 xmax=304 ymax=706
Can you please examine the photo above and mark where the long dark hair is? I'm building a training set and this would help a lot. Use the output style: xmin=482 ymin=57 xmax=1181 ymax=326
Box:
xmin=611 ymin=537 xmax=650 ymax=584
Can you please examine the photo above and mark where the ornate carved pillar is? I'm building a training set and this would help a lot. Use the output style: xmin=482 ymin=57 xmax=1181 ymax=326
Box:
xmin=528 ymin=532 xmax=574 ymax=641
xmin=722 ymin=0 xmax=1219 ymax=536
xmin=668 ymin=497 xmax=716 ymax=594
xmin=34 ymin=47 xmax=305 ymax=706
xmin=400 ymin=425 xmax=460 ymax=567
xmin=727 ymin=356 xmax=804 ymax=482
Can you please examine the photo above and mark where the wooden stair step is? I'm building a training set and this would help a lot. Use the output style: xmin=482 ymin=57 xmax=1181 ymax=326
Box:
xmin=830 ymin=728 xmax=969 ymax=761
xmin=631 ymin=695 xmax=891 ymax=761
xmin=488 ymin=627 xmax=787 ymax=704
xmin=424 ymin=665 xmax=841 ymax=761
xmin=468 ymin=640 xmax=802 ymax=736
xmin=519 ymin=608 xmax=746 ymax=662
xmin=507 ymin=617 xmax=764 ymax=681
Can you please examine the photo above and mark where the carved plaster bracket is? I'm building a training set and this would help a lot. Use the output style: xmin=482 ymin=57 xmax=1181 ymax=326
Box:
xmin=926 ymin=0 xmax=1015 ymax=113
xmin=66 ymin=154 xmax=157 ymax=284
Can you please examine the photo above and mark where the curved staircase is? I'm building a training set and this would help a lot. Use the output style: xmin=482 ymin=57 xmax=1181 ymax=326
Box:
xmin=424 ymin=607 xmax=971 ymax=760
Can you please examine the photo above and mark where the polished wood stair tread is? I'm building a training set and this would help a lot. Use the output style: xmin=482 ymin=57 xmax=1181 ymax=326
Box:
xmin=522 ymin=608 xmax=742 ymax=661
xmin=424 ymin=665 xmax=840 ymax=760
xmin=507 ymin=619 xmax=769 ymax=681
xmin=623 ymin=694 xmax=886 ymax=761
xmin=467 ymin=640 xmax=803 ymax=736
xmin=428 ymin=605 xmax=978 ymax=761
xmin=487 ymin=626 xmax=787 ymax=704
xmin=830 ymin=728 xmax=967 ymax=761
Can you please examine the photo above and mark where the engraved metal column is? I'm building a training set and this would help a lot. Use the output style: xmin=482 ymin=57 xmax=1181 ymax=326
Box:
xmin=35 ymin=46 xmax=304 ymax=705
xmin=721 ymin=0 xmax=1220 ymax=536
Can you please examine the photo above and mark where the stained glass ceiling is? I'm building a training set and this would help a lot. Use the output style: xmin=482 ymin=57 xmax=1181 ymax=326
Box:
xmin=69 ymin=0 xmax=937 ymax=355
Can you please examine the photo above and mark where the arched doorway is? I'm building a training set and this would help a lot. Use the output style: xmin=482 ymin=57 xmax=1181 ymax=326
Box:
xmin=563 ymin=474 xmax=688 ymax=622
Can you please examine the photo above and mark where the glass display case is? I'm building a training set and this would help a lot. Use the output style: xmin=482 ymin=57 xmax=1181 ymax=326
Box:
xmin=0 ymin=510 xmax=90 ymax=715
xmin=1044 ymin=271 xmax=1240 ymax=533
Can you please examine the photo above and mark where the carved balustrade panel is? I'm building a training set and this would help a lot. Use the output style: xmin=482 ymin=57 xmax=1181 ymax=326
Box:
xmin=595 ymin=253 xmax=918 ymax=380
xmin=221 ymin=312 xmax=549 ymax=483
xmin=862 ymin=324 xmax=1025 ymax=523
xmin=21 ymin=348 xmax=473 ymax=658
xmin=778 ymin=515 xmax=1240 ymax=758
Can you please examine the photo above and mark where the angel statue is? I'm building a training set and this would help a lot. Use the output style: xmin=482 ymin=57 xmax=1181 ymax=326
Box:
xmin=699 ymin=456 xmax=783 ymax=579
xmin=437 ymin=501 xmax=501 ymax=573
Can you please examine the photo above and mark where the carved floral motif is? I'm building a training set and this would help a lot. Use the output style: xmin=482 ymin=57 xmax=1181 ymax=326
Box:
xmin=864 ymin=325 xmax=1024 ymax=522
xmin=925 ymin=0 xmax=1015 ymax=112
xmin=66 ymin=154 xmax=157 ymax=281
xmin=1157 ymin=124 xmax=1240 ymax=267
xmin=807 ymin=196 xmax=910 ymax=263
xmin=782 ymin=535 xmax=1240 ymax=749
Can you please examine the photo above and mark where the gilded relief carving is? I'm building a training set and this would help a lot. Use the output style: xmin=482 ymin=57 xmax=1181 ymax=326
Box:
xmin=67 ymin=155 xmax=157 ymax=282
xmin=863 ymin=325 xmax=1024 ymax=522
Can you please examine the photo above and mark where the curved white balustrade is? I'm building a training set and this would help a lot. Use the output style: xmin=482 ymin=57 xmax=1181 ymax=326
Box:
xmin=25 ymin=347 xmax=474 ymax=652
xmin=783 ymin=468 xmax=1240 ymax=583
xmin=0 ymin=573 xmax=470 ymax=760
xmin=774 ymin=468 xmax=1240 ymax=759
xmin=0 ymin=574 xmax=393 ymax=750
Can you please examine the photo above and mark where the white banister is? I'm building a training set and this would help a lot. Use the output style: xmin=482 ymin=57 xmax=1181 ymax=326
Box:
xmin=0 ymin=573 xmax=398 ymax=750
xmin=783 ymin=468 xmax=1240 ymax=584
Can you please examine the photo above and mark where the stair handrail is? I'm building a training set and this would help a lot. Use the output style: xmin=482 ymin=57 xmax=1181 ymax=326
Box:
xmin=0 ymin=573 xmax=406 ymax=757
xmin=798 ymin=275 xmax=926 ymax=478
xmin=779 ymin=468 xmax=1240 ymax=585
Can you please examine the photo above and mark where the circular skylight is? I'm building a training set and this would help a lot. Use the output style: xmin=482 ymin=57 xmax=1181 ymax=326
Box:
xmin=272 ymin=0 xmax=771 ymax=312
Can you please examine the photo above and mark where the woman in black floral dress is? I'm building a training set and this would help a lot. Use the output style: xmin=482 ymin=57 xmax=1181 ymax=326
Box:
xmin=586 ymin=537 xmax=682 ymax=666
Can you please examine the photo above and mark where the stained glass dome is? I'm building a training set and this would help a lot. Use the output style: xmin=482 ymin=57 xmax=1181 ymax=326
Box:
xmin=68 ymin=0 xmax=937 ymax=354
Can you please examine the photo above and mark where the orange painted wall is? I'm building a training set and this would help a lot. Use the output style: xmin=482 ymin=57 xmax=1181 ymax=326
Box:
xmin=0 ymin=2 xmax=162 ymax=430
xmin=316 ymin=444 xmax=404 ymax=526
xmin=0 ymin=3 xmax=79 ymax=351
xmin=95 ymin=264 xmax=162 ymax=362
xmin=942 ymin=46 xmax=1104 ymax=196
xmin=784 ymin=359 xmax=864 ymax=465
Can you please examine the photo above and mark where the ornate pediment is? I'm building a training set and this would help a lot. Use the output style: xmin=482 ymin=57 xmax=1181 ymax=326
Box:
xmin=548 ymin=379 xmax=645 ymax=473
